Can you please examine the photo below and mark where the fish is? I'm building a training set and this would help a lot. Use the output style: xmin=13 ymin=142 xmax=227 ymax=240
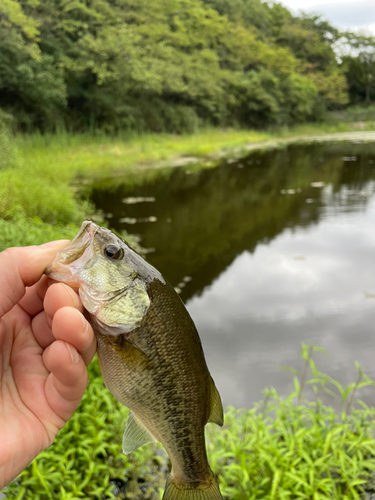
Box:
xmin=45 ymin=220 xmax=224 ymax=500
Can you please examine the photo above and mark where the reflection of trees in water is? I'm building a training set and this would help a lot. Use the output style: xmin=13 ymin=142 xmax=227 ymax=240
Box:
xmin=91 ymin=143 xmax=375 ymax=302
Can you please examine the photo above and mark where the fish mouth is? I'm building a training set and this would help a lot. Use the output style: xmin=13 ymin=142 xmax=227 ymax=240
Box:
xmin=45 ymin=220 xmax=98 ymax=284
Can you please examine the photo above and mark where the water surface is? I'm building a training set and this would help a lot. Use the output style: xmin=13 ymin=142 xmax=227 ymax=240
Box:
xmin=91 ymin=142 xmax=375 ymax=408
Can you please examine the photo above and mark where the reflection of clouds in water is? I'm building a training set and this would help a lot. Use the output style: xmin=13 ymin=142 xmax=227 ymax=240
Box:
xmin=187 ymin=196 xmax=375 ymax=408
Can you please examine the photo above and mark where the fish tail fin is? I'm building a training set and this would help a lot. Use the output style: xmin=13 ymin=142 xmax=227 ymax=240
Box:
xmin=163 ymin=474 xmax=223 ymax=500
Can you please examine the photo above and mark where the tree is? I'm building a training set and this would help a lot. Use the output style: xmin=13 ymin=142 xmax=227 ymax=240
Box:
xmin=0 ymin=0 xmax=66 ymax=129
xmin=0 ymin=0 xmax=358 ymax=131
xmin=340 ymin=33 xmax=375 ymax=105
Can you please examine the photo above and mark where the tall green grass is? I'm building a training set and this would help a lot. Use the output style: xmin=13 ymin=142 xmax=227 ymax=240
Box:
xmin=2 ymin=121 xmax=375 ymax=252
xmin=4 ymin=345 xmax=375 ymax=500
xmin=2 ymin=126 xmax=273 ymax=251
xmin=327 ymin=105 xmax=375 ymax=124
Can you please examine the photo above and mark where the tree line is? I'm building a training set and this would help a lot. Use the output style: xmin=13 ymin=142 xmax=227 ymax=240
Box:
xmin=1 ymin=0 xmax=374 ymax=133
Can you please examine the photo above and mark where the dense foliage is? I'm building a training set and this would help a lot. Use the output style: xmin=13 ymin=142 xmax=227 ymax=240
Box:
xmin=340 ymin=33 xmax=375 ymax=106
xmin=1 ymin=0 xmax=369 ymax=133
xmin=4 ymin=345 xmax=375 ymax=499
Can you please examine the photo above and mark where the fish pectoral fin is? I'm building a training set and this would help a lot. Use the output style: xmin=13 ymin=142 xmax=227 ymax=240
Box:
xmin=122 ymin=411 xmax=156 ymax=455
xmin=207 ymin=377 xmax=224 ymax=427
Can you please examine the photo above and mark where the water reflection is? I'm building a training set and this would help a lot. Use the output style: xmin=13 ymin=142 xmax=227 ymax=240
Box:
xmin=91 ymin=142 xmax=375 ymax=408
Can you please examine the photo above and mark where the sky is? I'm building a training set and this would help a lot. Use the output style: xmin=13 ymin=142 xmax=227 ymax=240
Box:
xmin=279 ymin=0 xmax=375 ymax=34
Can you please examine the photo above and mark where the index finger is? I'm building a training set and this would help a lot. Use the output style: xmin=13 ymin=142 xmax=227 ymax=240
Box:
xmin=0 ymin=241 xmax=69 ymax=319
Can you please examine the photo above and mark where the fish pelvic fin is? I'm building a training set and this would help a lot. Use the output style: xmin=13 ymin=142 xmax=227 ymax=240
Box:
xmin=122 ymin=411 xmax=156 ymax=455
xmin=163 ymin=475 xmax=223 ymax=500
xmin=208 ymin=377 xmax=224 ymax=427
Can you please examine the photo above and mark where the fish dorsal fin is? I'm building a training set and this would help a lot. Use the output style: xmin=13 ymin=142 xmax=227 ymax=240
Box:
xmin=122 ymin=411 xmax=156 ymax=455
xmin=208 ymin=377 xmax=224 ymax=427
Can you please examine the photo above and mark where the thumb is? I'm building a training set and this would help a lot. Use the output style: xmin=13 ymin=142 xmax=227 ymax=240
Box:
xmin=0 ymin=240 xmax=69 ymax=318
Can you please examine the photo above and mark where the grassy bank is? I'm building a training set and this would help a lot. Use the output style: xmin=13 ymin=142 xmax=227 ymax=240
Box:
xmin=2 ymin=121 xmax=375 ymax=252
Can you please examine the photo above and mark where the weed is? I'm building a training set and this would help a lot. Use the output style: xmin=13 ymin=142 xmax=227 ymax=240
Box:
xmin=206 ymin=344 xmax=375 ymax=500
xmin=4 ymin=346 xmax=375 ymax=499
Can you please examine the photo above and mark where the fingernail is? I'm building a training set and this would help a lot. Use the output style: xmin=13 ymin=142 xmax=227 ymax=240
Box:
xmin=40 ymin=239 xmax=70 ymax=249
xmin=77 ymin=310 xmax=90 ymax=334
xmin=65 ymin=342 xmax=80 ymax=364
xmin=61 ymin=283 xmax=80 ymax=307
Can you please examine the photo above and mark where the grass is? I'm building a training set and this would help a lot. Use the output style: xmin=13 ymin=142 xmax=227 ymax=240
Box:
xmin=4 ymin=345 xmax=375 ymax=499
xmin=209 ymin=345 xmax=375 ymax=500
xmin=327 ymin=105 xmax=375 ymax=124
xmin=1 ymin=120 xmax=375 ymax=252
xmin=16 ymin=121 xmax=375 ymax=176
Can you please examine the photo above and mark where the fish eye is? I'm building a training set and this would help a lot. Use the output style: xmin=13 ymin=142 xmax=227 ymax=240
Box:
xmin=103 ymin=244 xmax=124 ymax=260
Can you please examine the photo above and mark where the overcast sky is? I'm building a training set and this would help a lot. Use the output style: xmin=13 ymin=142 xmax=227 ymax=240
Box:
xmin=279 ymin=0 xmax=375 ymax=34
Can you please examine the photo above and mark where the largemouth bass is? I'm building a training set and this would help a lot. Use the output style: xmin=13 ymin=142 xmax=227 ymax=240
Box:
xmin=45 ymin=221 xmax=224 ymax=500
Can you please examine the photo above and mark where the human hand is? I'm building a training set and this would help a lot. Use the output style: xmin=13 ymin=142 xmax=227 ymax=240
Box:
xmin=0 ymin=241 xmax=96 ymax=490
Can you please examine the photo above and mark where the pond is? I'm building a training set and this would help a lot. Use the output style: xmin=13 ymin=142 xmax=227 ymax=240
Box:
xmin=90 ymin=141 xmax=375 ymax=409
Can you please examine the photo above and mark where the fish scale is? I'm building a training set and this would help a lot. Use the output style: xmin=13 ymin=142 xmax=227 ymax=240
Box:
xmin=46 ymin=220 xmax=224 ymax=500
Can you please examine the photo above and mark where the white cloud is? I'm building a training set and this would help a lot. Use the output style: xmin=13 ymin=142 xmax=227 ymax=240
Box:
xmin=281 ymin=0 xmax=351 ymax=9
xmin=280 ymin=0 xmax=375 ymax=32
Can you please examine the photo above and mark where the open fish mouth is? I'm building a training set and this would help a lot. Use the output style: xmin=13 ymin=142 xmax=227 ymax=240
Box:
xmin=45 ymin=220 xmax=98 ymax=285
